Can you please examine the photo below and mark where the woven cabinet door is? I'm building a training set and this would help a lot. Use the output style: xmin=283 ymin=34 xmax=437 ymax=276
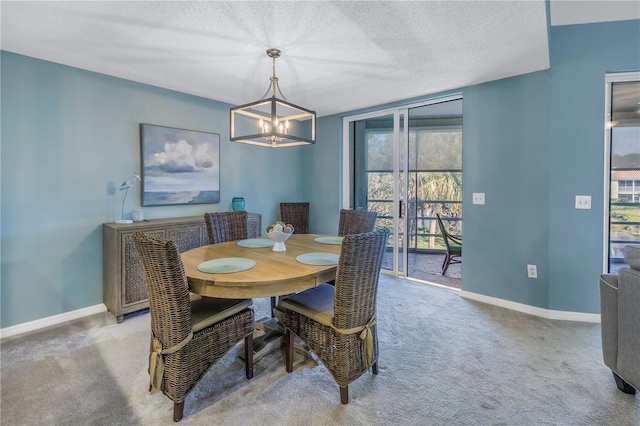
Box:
xmin=167 ymin=223 xmax=207 ymax=253
xmin=121 ymin=230 xmax=165 ymax=306
xmin=247 ymin=214 xmax=261 ymax=238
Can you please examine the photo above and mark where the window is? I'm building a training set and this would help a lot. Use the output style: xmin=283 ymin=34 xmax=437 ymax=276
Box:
xmin=606 ymin=75 xmax=640 ymax=271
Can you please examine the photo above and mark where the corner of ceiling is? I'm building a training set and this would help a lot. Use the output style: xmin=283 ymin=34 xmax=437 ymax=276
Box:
xmin=545 ymin=0 xmax=552 ymax=67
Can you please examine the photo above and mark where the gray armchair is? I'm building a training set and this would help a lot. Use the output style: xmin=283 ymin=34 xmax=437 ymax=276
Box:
xmin=599 ymin=268 xmax=640 ymax=394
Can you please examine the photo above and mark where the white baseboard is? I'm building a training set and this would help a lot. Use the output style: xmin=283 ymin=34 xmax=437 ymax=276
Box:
xmin=459 ymin=291 xmax=601 ymax=323
xmin=0 ymin=304 xmax=108 ymax=340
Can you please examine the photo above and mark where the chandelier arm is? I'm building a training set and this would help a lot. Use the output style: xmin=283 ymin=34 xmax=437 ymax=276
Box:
xmin=275 ymin=81 xmax=288 ymax=101
xmin=259 ymin=84 xmax=273 ymax=100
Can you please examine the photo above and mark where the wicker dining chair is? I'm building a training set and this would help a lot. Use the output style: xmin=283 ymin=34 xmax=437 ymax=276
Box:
xmin=204 ymin=211 xmax=248 ymax=245
xmin=275 ymin=228 xmax=390 ymax=404
xmin=338 ymin=209 xmax=378 ymax=236
xmin=133 ymin=232 xmax=255 ymax=422
xmin=280 ymin=202 xmax=309 ymax=234
xmin=204 ymin=210 xmax=277 ymax=315
xmin=436 ymin=213 xmax=462 ymax=275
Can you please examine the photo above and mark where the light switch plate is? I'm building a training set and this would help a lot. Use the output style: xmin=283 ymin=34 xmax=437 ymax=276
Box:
xmin=473 ymin=193 xmax=485 ymax=205
xmin=575 ymin=195 xmax=591 ymax=209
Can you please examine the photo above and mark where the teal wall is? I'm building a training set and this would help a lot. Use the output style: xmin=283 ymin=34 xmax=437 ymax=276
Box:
xmin=548 ymin=20 xmax=640 ymax=312
xmin=463 ymin=71 xmax=551 ymax=307
xmin=2 ymin=19 xmax=639 ymax=328
xmin=303 ymin=114 xmax=343 ymax=234
xmin=1 ymin=52 xmax=308 ymax=328
xmin=308 ymin=19 xmax=639 ymax=314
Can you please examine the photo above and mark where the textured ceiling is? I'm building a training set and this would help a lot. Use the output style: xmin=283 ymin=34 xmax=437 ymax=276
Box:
xmin=1 ymin=1 xmax=637 ymax=117
xmin=550 ymin=0 xmax=640 ymax=26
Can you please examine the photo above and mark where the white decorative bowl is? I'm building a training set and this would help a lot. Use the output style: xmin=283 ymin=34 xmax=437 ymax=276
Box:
xmin=267 ymin=230 xmax=293 ymax=251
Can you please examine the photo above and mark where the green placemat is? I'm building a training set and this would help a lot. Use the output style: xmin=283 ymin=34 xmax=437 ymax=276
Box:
xmin=315 ymin=236 xmax=344 ymax=245
xmin=237 ymin=238 xmax=275 ymax=248
xmin=296 ymin=252 xmax=340 ymax=266
xmin=197 ymin=257 xmax=256 ymax=274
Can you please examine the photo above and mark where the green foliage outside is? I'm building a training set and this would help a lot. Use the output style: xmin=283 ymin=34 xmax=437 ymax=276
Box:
xmin=610 ymin=203 xmax=640 ymax=243
xmin=612 ymin=154 xmax=640 ymax=169
xmin=361 ymin=126 xmax=463 ymax=251
xmin=611 ymin=203 xmax=640 ymax=223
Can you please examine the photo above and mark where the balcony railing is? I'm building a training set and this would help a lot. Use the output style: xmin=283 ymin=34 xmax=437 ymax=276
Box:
xmin=368 ymin=199 xmax=462 ymax=252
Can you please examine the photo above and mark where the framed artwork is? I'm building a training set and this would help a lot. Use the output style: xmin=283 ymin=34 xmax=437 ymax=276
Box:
xmin=140 ymin=123 xmax=220 ymax=206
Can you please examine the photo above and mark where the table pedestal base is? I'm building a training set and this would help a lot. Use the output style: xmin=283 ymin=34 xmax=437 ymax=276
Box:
xmin=252 ymin=317 xmax=285 ymax=363
xmin=239 ymin=317 xmax=318 ymax=365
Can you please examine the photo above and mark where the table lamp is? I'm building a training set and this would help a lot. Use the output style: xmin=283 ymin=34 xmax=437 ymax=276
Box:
xmin=116 ymin=173 xmax=142 ymax=224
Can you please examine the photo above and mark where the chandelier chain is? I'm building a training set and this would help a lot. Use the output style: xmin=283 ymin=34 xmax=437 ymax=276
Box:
xmin=260 ymin=55 xmax=287 ymax=101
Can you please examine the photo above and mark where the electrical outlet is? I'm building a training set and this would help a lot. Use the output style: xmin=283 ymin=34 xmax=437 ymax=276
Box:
xmin=473 ymin=193 xmax=485 ymax=205
xmin=527 ymin=264 xmax=538 ymax=279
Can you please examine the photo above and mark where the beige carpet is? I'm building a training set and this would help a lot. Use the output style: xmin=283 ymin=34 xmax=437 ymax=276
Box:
xmin=1 ymin=276 xmax=638 ymax=425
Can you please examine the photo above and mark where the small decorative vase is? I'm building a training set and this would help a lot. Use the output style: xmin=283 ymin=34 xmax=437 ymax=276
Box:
xmin=232 ymin=197 xmax=245 ymax=211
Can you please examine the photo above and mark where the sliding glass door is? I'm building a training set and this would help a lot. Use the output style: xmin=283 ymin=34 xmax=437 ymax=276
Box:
xmin=344 ymin=95 xmax=463 ymax=282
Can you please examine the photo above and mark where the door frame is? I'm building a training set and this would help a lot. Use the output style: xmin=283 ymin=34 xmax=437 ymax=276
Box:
xmin=603 ymin=71 xmax=640 ymax=272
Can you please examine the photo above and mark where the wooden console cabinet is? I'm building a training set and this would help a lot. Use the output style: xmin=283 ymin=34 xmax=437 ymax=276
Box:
xmin=103 ymin=214 xmax=261 ymax=322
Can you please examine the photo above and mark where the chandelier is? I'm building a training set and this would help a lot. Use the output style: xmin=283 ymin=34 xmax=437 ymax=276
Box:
xmin=230 ymin=49 xmax=316 ymax=148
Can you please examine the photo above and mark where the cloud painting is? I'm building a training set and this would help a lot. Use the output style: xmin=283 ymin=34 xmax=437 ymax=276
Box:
xmin=141 ymin=124 xmax=220 ymax=206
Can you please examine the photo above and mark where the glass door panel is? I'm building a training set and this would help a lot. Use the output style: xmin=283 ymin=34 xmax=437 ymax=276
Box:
xmin=406 ymin=100 xmax=463 ymax=281
xmin=353 ymin=113 xmax=407 ymax=275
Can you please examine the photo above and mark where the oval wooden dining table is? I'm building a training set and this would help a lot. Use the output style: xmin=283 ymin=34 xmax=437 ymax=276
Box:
xmin=181 ymin=233 xmax=343 ymax=362
xmin=181 ymin=233 xmax=342 ymax=299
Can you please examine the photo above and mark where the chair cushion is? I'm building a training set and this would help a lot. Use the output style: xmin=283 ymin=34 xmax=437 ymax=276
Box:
xmin=621 ymin=245 xmax=640 ymax=270
xmin=191 ymin=297 xmax=252 ymax=332
xmin=449 ymin=243 xmax=462 ymax=254
xmin=277 ymin=283 xmax=335 ymax=327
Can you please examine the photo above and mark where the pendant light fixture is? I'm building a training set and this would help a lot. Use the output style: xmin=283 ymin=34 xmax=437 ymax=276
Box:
xmin=230 ymin=48 xmax=316 ymax=148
